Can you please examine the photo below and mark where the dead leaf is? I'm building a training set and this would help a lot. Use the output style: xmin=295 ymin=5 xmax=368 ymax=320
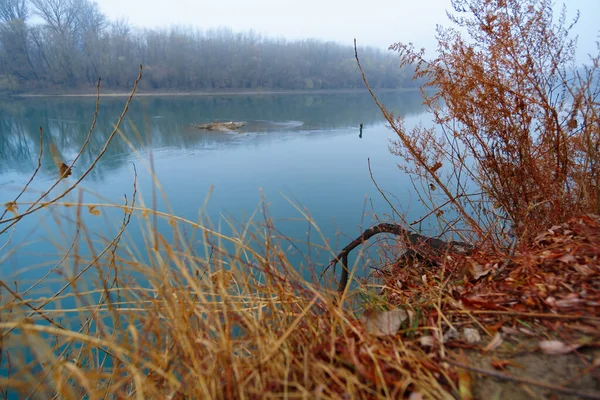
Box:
xmin=555 ymin=296 xmax=584 ymax=308
xmin=59 ymin=162 xmax=72 ymax=178
xmin=420 ymin=335 xmax=436 ymax=347
xmin=4 ymin=201 xmax=18 ymax=215
xmin=483 ymin=332 xmax=503 ymax=353
xmin=360 ymin=308 xmax=408 ymax=336
xmin=87 ymin=206 xmax=101 ymax=216
xmin=462 ymin=328 xmax=481 ymax=344
xmin=210 ymin=270 xmax=235 ymax=289
xmin=408 ymin=392 xmax=424 ymax=400
xmin=491 ymin=359 xmax=523 ymax=370
xmin=443 ymin=328 xmax=459 ymax=343
xmin=539 ymin=340 xmax=582 ymax=355
xmin=468 ymin=261 xmax=492 ymax=280
xmin=50 ymin=143 xmax=72 ymax=179
xmin=557 ymin=254 xmax=577 ymax=263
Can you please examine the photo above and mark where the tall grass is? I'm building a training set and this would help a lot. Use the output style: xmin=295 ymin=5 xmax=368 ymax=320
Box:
xmin=0 ymin=197 xmax=456 ymax=399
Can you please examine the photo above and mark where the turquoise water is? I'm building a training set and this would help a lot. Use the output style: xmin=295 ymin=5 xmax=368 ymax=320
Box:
xmin=0 ymin=91 xmax=431 ymax=290
xmin=0 ymin=91 xmax=438 ymax=396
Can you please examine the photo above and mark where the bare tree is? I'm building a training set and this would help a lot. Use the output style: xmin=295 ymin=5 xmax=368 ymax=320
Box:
xmin=29 ymin=0 xmax=81 ymax=36
xmin=0 ymin=0 xmax=28 ymax=24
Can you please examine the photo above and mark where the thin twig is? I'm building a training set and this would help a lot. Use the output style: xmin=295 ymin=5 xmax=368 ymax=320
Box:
xmin=367 ymin=158 xmax=403 ymax=220
xmin=0 ymin=66 xmax=143 ymax=235
xmin=0 ymin=127 xmax=44 ymax=221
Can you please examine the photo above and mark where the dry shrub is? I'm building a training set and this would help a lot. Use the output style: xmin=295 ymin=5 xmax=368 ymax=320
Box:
xmin=361 ymin=0 xmax=600 ymax=245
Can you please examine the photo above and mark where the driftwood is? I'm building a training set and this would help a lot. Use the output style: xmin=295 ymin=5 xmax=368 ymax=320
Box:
xmin=329 ymin=223 xmax=473 ymax=294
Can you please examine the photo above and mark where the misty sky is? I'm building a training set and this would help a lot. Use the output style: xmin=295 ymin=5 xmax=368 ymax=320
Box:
xmin=96 ymin=0 xmax=598 ymax=59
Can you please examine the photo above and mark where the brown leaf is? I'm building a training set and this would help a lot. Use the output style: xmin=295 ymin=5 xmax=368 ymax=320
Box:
xmin=491 ymin=359 xmax=523 ymax=370
xmin=539 ymin=340 xmax=582 ymax=355
xmin=59 ymin=162 xmax=72 ymax=178
xmin=210 ymin=270 xmax=235 ymax=290
xmin=555 ymin=296 xmax=584 ymax=308
xmin=468 ymin=261 xmax=492 ymax=280
xmin=557 ymin=254 xmax=577 ymax=263
xmin=50 ymin=143 xmax=71 ymax=178
xmin=360 ymin=308 xmax=408 ymax=336
xmin=87 ymin=206 xmax=101 ymax=216
xmin=483 ymin=332 xmax=503 ymax=353
xmin=4 ymin=201 xmax=18 ymax=215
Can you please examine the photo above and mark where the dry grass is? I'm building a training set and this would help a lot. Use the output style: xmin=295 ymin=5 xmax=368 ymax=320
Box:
xmin=0 ymin=194 xmax=461 ymax=399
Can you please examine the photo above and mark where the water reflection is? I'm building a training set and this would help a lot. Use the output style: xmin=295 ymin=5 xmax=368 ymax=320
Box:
xmin=0 ymin=90 xmax=430 ymax=292
xmin=0 ymin=91 xmax=423 ymax=179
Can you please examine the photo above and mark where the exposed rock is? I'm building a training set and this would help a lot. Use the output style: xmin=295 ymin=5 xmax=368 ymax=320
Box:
xmin=191 ymin=121 xmax=246 ymax=132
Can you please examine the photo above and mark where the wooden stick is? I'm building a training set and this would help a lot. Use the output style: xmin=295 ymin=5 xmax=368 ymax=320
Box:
xmin=326 ymin=222 xmax=472 ymax=294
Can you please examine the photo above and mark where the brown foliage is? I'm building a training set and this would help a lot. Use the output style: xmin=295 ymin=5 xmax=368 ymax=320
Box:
xmin=366 ymin=0 xmax=600 ymax=245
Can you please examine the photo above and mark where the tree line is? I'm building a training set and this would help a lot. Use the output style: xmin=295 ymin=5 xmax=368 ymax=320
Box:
xmin=0 ymin=0 xmax=418 ymax=93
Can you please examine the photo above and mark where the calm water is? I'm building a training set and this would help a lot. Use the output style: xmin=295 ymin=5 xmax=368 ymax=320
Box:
xmin=0 ymin=91 xmax=430 ymax=289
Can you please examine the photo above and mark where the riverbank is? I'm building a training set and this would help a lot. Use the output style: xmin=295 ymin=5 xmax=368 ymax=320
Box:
xmin=9 ymin=87 xmax=418 ymax=98
xmin=2 ymin=201 xmax=598 ymax=398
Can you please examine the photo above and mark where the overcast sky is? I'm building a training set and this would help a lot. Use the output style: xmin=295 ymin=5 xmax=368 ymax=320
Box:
xmin=96 ymin=0 xmax=598 ymax=59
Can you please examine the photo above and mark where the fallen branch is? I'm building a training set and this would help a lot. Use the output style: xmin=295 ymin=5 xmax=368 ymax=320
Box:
xmin=328 ymin=222 xmax=473 ymax=294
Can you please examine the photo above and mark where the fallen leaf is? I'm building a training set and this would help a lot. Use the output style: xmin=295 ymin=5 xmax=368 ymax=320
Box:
xmin=419 ymin=335 xmax=436 ymax=347
xmin=557 ymin=254 xmax=577 ymax=263
xmin=555 ymin=297 xmax=584 ymax=308
xmin=443 ymin=328 xmax=460 ymax=343
xmin=468 ymin=262 xmax=492 ymax=280
xmin=483 ymin=332 xmax=503 ymax=353
xmin=545 ymin=296 xmax=557 ymax=307
xmin=463 ymin=328 xmax=481 ymax=344
xmin=408 ymin=391 xmax=424 ymax=400
xmin=491 ymin=359 xmax=523 ymax=370
xmin=360 ymin=308 xmax=408 ymax=336
xmin=539 ymin=340 xmax=582 ymax=355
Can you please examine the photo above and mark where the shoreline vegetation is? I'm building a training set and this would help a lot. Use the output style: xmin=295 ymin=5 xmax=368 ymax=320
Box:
xmin=10 ymin=87 xmax=418 ymax=98
xmin=0 ymin=0 xmax=419 ymax=96
xmin=1 ymin=0 xmax=600 ymax=399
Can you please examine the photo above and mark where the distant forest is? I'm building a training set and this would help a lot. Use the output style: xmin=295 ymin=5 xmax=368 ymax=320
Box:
xmin=0 ymin=0 xmax=418 ymax=94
